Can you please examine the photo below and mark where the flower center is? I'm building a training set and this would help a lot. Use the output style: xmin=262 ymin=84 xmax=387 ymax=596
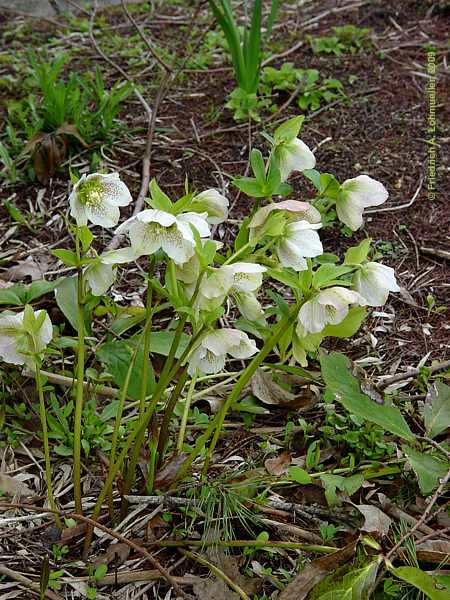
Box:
xmin=78 ymin=177 xmax=105 ymax=208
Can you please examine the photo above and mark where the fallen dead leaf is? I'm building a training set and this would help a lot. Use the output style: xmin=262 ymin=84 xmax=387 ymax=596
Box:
xmin=251 ymin=369 xmax=315 ymax=407
xmin=416 ymin=539 xmax=450 ymax=564
xmin=278 ymin=541 xmax=357 ymax=600
xmin=0 ymin=257 xmax=50 ymax=282
xmin=92 ymin=542 xmax=130 ymax=568
xmin=193 ymin=577 xmax=240 ymax=600
xmin=264 ymin=452 xmax=292 ymax=476
xmin=154 ymin=453 xmax=189 ymax=490
xmin=357 ymin=504 xmax=392 ymax=538
xmin=0 ymin=473 xmax=33 ymax=498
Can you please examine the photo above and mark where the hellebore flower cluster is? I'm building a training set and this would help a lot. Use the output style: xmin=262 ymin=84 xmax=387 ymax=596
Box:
xmin=0 ymin=308 xmax=52 ymax=366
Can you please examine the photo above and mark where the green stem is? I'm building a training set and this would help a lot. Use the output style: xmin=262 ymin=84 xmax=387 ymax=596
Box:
xmin=156 ymin=368 xmax=188 ymax=465
xmin=35 ymin=363 xmax=61 ymax=529
xmin=222 ymin=241 xmax=253 ymax=266
xmin=155 ymin=539 xmax=336 ymax=553
xmin=177 ymin=373 xmax=197 ymax=452
xmin=202 ymin=303 xmax=300 ymax=476
xmin=73 ymin=234 xmax=85 ymax=515
xmin=138 ymin=259 xmax=155 ymax=415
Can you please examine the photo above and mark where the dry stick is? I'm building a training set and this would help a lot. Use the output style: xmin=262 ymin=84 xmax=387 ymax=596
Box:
xmin=0 ymin=565 xmax=64 ymax=600
xmin=386 ymin=468 xmax=450 ymax=561
xmin=23 ymin=367 xmax=119 ymax=399
xmin=378 ymin=359 xmax=450 ymax=389
xmin=0 ymin=502 xmax=192 ymax=600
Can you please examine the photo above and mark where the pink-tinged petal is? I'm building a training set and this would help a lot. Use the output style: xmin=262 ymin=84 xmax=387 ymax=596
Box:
xmin=249 ymin=200 xmax=321 ymax=230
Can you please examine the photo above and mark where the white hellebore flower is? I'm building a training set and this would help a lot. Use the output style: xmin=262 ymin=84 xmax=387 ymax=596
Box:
xmin=297 ymin=287 xmax=365 ymax=335
xmin=69 ymin=172 xmax=132 ymax=228
xmin=275 ymin=138 xmax=316 ymax=182
xmin=0 ymin=309 xmax=52 ymax=366
xmin=191 ymin=189 xmax=229 ymax=225
xmin=336 ymin=175 xmax=388 ymax=231
xmin=85 ymin=247 xmax=138 ymax=296
xmin=188 ymin=329 xmax=258 ymax=375
xmin=249 ymin=201 xmax=323 ymax=271
xmin=277 ymin=220 xmax=323 ymax=271
xmin=115 ymin=209 xmax=210 ymax=264
xmin=354 ymin=262 xmax=400 ymax=307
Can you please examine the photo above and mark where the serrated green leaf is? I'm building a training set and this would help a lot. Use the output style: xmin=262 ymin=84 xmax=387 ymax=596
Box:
xmin=344 ymin=239 xmax=371 ymax=265
xmin=274 ymin=115 xmax=305 ymax=143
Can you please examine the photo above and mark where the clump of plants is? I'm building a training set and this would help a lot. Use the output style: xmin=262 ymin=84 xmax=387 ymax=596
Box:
xmin=308 ymin=25 xmax=372 ymax=56
xmin=0 ymin=54 xmax=131 ymax=184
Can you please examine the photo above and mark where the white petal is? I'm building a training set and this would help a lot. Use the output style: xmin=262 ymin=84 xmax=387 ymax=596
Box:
xmin=277 ymin=239 xmax=308 ymax=271
xmin=341 ymin=175 xmax=388 ymax=208
xmin=234 ymin=292 xmax=263 ymax=320
xmin=200 ymin=267 xmax=234 ymax=299
xmin=175 ymin=254 xmax=201 ymax=285
xmin=97 ymin=173 xmax=133 ymax=206
xmin=231 ymin=262 xmax=266 ymax=292
xmin=336 ymin=195 xmax=364 ymax=231
xmin=100 ymin=247 xmax=138 ymax=265
xmin=298 ymin=298 xmax=329 ymax=334
xmin=225 ymin=330 xmax=258 ymax=359
xmin=188 ymin=345 xmax=225 ymax=376
xmin=85 ymin=202 xmax=120 ymax=228
xmin=276 ymin=138 xmax=316 ymax=181
xmin=160 ymin=226 xmax=196 ymax=264
xmin=285 ymin=222 xmax=323 ymax=257
xmin=69 ymin=175 xmax=88 ymax=227
xmin=126 ymin=221 xmax=163 ymax=257
xmin=318 ymin=287 xmax=364 ymax=310
xmin=86 ymin=262 xmax=116 ymax=296
xmin=34 ymin=311 xmax=53 ymax=352
xmin=192 ymin=189 xmax=229 ymax=225
xmin=178 ymin=212 xmax=211 ymax=238
xmin=249 ymin=200 xmax=321 ymax=231
xmin=354 ymin=263 xmax=400 ymax=307
xmin=137 ymin=209 xmax=176 ymax=227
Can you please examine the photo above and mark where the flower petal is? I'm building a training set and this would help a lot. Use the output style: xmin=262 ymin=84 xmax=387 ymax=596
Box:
xmin=85 ymin=202 xmax=120 ymax=229
xmin=97 ymin=173 xmax=133 ymax=206
xmin=178 ymin=212 xmax=211 ymax=238
xmin=336 ymin=195 xmax=365 ymax=231
xmin=276 ymin=138 xmax=316 ymax=181
xmin=341 ymin=175 xmax=388 ymax=208
xmin=86 ymin=262 xmax=116 ymax=296
xmin=277 ymin=239 xmax=308 ymax=271
xmin=285 ymin=221 xmax=323 ymax=257
xmin=298 ymin=298 xmax=329 ymax=334
xmin=192 ymin=189 xmax=229 ymax=225
xmin=354 ymin=262 xmax=400 ymax=307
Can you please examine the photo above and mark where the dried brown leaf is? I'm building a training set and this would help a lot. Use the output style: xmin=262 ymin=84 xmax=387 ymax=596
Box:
xmin=0 ymin=473 xmax=33 ymax=498
xmin=93 ymin=542 xmax=130 ymax=568
xmin=33 ymin=134 xmax=68 ymax=184
xmin=154 ymin=453 xmax=189 ymax=490
xmin=357 ymin=504 xmax=392 ymax=537
xmin=251 ymin=369 xmax=313 ymax=407
xmin=56 ymin=123 xmax=89 ymax=148
xmin=264 ymin=452 xmax=291 ymax=476
xmin=278 ymin=542 xmax=357 ymax=600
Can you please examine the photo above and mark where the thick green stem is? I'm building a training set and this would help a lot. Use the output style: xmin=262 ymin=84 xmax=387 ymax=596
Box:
xmin=156 ymin=368 xmax=188 ymax=464
xmin=35 ymin=363 xmax=61 ymax=529
xmin=73 ymin=237 xmax=85 ymax=515
xmin=138 ymin=260 xmax=155 ymax=415
xmin=177 ymin=373 xmax=197 ymax=452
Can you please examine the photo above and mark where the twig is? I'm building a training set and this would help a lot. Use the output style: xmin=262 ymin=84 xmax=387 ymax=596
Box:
xmin=421 ymin=247 xmax=450 ymax=261
xmin=0 ymin=565 xmax=64 ymax=600
xmin=180 ymin=549 xmax=250 ymax=600
xmin=365 ymin=177 xmax=423 ymax=214
xmin=0 ymin=502 xmax=192 ymax=600
xmin=386 ymin=468 xmax=450 ymax=560
xmin=378 ymin=359 xmax=450 ymax=389
xmin=60 ymin=570 xmax=200 ymax=586
xmin=22 ymin=367 xmax=119 ymax=398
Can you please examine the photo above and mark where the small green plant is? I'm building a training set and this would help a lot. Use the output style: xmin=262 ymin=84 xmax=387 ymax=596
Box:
xmin=2 ymin=54 xmax=131 ymax=183
xmin=308 ymin=25 xmax=371 ymax=56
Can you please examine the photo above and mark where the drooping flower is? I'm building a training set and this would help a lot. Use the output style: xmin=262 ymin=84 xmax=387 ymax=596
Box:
xmin=84 ymin=247 xmax=137 ymax=296
xmin=249 ymin=201 xmax=323 ymax=271
xmin=234 ymin=292 xmax=264 ymax=320
xmin=276 ymin=220 xmax=323 ymax=271
xmin=249 ymin=200 xmax=321 ymax=241
xmin=336 ymin=175 xmax=388 ymax=231
xmin=69 ymin=172 xmax=132 ymax=228
xmin=230 ymin=262 xmax=266 ymax=293
xmin=191 ymin=189 xmax=229 ymax=225
xmin=188 ymin=329 xmax=258 ymax=375
xmin=195 ymin=266 xmax=235 ymax=312
xmin=0 ymin=308 xmax=52 ymax=366
xmin=297 ymin=287 xmax=365 ymax=335
xmin=115 ymin=209 xmax=210 ymax=264
xmin=274 ymin=138 xmax=316 ymax=182
xmin=353 ymin=262 xmax=400 ymax=307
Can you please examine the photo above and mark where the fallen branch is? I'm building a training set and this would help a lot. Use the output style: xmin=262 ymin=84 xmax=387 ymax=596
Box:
xmin=378 ymin=359 xmax=450 ymax=389
xmin=0 ymin=565 xmax=64 ymax=600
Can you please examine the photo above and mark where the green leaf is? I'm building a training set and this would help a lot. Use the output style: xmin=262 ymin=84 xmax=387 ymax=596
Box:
xmin=94 ymin=564 xmax=107 ymax=580
xmin=392 ymin=567 xmax=449 ymax=600
xmin=250 ymin=148 xmax=266 ymax=184
xmin=344 ymin=239 xmax=371 ymax=265
xmin=78 ymin=226 xmax=94 ymax=252
xmin=318 ymin=560 xmax=379 ymax=600
xmin=97 ymin=340 xmax=155 ymax=401
xmin=320 ymin=473 xmax=364 ymax=506
xmin=148 ymin=179 xmax=172 ymax=211
xmin=320 ymin=353 xmax=415 ymax=442
xmin=232 ymin=176 xmax=265 ymax=198
xmin=52 ymin=249 xmax=79 ymax=267
xmin=55 ymin=276 xmax=91 ymax=333
xmin=313 ymin=264 xmax=353 ymax=288
xmin=0 ymin=286 xmax=25 ymax=306
xmin=0 ymin=280 xmax=60 ymax=306
xmin=274 ymin=115 xmax=305 ymax=143
xmin=423 ymin=381 xmax=450 ymax=439
xmin=303 ymin=168 xmax=322 ymax=191
xmin=287 ymin=466 xmax=312 ymax=484
xmin=403 ymin=446 xmax=449 ymax=496
xmin=321 ymin=306 xmax=366 ymax=339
